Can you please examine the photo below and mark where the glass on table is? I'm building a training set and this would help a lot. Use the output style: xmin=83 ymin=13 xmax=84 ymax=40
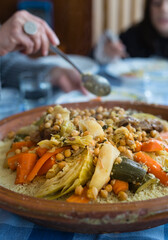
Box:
xmin=143 ymin=70 xmax=168 ymax=105
xmin=0 ymin=88 xmax=22 ymax=120
xmin=19 ymin=72 xmax=53 ymax=110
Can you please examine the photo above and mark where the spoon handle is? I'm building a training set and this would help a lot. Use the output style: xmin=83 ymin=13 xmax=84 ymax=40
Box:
xmin=49 ymin=44 xmax=83 ymax=75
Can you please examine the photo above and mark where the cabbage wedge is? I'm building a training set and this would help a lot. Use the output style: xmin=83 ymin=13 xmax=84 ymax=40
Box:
xmin=35 ymin=149 xmax=93 ymax=199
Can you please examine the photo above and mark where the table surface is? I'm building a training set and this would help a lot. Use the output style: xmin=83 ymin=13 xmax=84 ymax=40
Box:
xmin=1 ymin=59 xmax=168 ymax=240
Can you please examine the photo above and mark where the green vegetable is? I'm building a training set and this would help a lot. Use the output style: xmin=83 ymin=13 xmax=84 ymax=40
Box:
xmin=14 ymin=134 xmax=28 ymax=142
xmin=135 ymin=177 xmax=158 ymax=193
xmin=132 ymin=113 xmax=159 ymax=120
xmin=60 ymin=120 xmax=75 ymax=137
xmin=111 ymin=157 xmax=147 ymax=183
xmin=34 ymin=115 xmax=45 ymax=126
xmin=129 ymin=174 xmax=158 ymax=193
xmin=35 ymin=149 xmax=93 ymax=199
xmin=52 ymin=105 xmax=70 ymax=121
xmin=65 ymin=135 xmax=94 ymax=147
xmin=38 ymin=134 xmax=94 ymax=149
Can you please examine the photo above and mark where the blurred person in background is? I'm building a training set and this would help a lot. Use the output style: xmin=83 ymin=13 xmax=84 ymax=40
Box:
xmin=94 ymin=0 xmax=168 ymax=64
xmin=0 ymin=10 xmax=86 ymax=94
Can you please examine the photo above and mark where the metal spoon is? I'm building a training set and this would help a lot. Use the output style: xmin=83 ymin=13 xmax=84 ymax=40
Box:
xmin=49 ymin=45 xmax=111 ymax=96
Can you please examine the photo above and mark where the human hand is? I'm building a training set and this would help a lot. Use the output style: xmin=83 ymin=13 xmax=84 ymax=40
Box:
xmin=0 ymin=10 xmax=60 ymax=56
xmin=49 ymin=67 xmax=87 ymax=95
xmin=104 ymin=38 xmax=127 ymax=59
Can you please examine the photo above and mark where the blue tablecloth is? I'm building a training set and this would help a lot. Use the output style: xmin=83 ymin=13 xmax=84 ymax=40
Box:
xmin=1 ymin=209 xmax=168 ymax=240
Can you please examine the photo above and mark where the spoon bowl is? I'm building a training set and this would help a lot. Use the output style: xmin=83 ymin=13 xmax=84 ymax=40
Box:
xmin=49 ymin=45 xmax=111 ymax=96
xmin=82 ymin=74 xmax=111 ymax=96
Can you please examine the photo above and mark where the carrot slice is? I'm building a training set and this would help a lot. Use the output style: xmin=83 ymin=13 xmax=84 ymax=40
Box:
xmin=37 ymin=157 xmax=55 ymax=176
xmin=135 ymin=141 xmax=142 ymax=152
xmin=141 ymin=139 xmax=163 ymax=152
xmin=12 ymin=141 xmax=34 ymax=150
xmin=66 ymin=187 xmax=90 ymax=203
xmin=15 ymin=153 xmax=37 ymax=184
xmin=113 ymin=180 xmax=129 ymax=195
xmin=8 ymin=154 xmax=20 ymax=171
xmin=134 ymin=151 xmax=168 ymax=186
xmin=26 ymin=146 xmax=69 ymax=183
xmin=36 ymin=147 xmax=48 ymax=157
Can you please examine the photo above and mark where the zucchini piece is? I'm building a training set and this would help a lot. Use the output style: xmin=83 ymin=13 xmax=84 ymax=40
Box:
xmin=111 ymin=157 xmax=146 ymax=183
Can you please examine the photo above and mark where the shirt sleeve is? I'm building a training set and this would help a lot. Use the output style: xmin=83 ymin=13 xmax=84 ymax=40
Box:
xmin=1 ymin=52 xmax=57 ymax=88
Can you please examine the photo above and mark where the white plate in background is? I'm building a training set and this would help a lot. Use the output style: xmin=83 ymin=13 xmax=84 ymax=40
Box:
xmin=38 ymin=55 xmax=99 ymax=74
xmin=55 ymin=87 xmax=144 ymax=105
xmin=105 ymin=58 xmax=168 ymax=78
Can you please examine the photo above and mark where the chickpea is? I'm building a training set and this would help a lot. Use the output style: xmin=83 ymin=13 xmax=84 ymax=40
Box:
xmin=71 ymin=110 xmax=77 ymax=117
xmin=93 ymin=157 xmax=98 ymax=165
xmin=103 ymin=112 xmax=109 ymax=118
xmin=84 ymin=109 xmax=90 ymax=115
xmin=115 ymin=157 xmax=122 ymax=165
xmin=106 ymin=127 xmax=113 ymax=133
xmin=75 ymin=185 xmax=84 ymax=196
xmin=105 ymin=184 xmax=113 ymax=193
xmin=126 ymin=139 xmax=135 ymax=146
xmin=96 ymin=114 xmax=103 ymax=120
xmin=73 ymin=118 xmax=79 ymax=125
xmin=137 ymin=135 xmax=142 ymax=142
xmin=90 ymin=109 xmax=96 ymax=115
xmin=110 ymin=179 xmax=116 ymax=186
xmin=24 ymin=136 xmax=31 ymax=141
xmin=118 ymin=146 xmax=127 ymax=153
xmin=98 ymin=121 xmax=105 ymax=127
xmin=22 ymin=146 xmax=29 ymax=153
xmin=100 ymin=189 xmax=108 ymax=198
xmin=97 ymin=106 xmax=103 ymax=113
xmin=45 ymin=114 xmax=53 ymax=122
xmin=94 ymin=148 xmax=100 ymax=156
xmin=56 ymin=113 xmax=62 ymax=119
xmin=64 ymin=149 xmax=72 ymax=158
xmin=58 ymin=161 xmax=66 ymax=170
xmin=45 ymin=122 xmax=51 ymax=128
xmin=87 ymin=187 xmax=98 ymax=200
xmin=120 ymin=139 xmax=126 ymax=146
xmin=150 ymin=130 xmax=158 ymax=138
xmin=7 ymin=131 xmax=15 ymax=139
xmin=56 ymin=119 xmax=63 ymax=126
xmin=47 ymin=106 xmax=54 ymax=113
xmin=142 ymin=131 xmax=147 ymax=137
xmin=15 ymin=149 xmax=21 ymax=154
xmin=72 ymin=145 xmax=79 ymax=151
xmin=83 ymin=131 xmax=90 ymax=136
xmin=118 ymin=191 xmax=128 ymax=201
xmin=123 ymin=149 xmax=133 ymax=160
xmin=128 ymin=133 xmax=134 ymax=140
xmin=56 ymin=153 xmax=64 ymax=161
xmin=53 ymin=125 xmax=60 ymax=131
xmin=71 ymin=130 xmax=80 ymax=136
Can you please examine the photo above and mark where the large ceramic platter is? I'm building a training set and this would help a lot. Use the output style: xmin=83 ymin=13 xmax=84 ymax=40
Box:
xmin=0 ymin=101 xmax=168 ymax=233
